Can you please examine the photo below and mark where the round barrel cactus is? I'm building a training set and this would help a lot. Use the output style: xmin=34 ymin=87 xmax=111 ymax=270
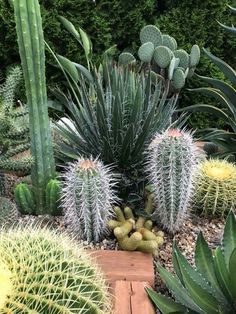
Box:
xmin=0 ymin=226 xmax=111 ymax=313
xmin=147 ymin=129 xmax=202 ymax=233
xmin=194 ymin=159 xmax=236 ymax=217
xmin=62 ymin=157 xmax=118 ymax=243
xmin=0 ymin=197 xmax=19 ymax=226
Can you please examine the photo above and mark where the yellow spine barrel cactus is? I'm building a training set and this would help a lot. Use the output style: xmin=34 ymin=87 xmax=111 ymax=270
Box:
xmin=0 ymin=226 xmax=111 ymax=313
xmin=194 ymin=159 xmax=236 ymax=217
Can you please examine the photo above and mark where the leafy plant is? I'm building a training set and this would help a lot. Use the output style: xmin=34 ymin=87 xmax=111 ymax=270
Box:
xmin=146 ymin=211 xmax=236 ymax=314
xmin=180 ymin=5 xmax=236 ymax=159
xmin=146 ymin=128 xmax=202 ymax=233
xmin=62 ymin=157 xmax=117 ymax=243
xmin=13 ymin=0 xmax=60 ymax=215
xmin=0 ymin=225 xmax=111 ymax=313
xmin=194 ymin=159 xmax=236 ymax=217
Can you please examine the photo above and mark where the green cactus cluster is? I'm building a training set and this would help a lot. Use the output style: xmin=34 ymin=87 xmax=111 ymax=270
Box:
xmin=108 ymin=194 xmax=164 ymax=255
xmin=119 ymin=25 xmax=200 ymax=91
xmin=0 ymin=66 xmax=32 ymax=177
xmin=62 ymin=157 xmax=117 ymax=243
xmin=0 ymin=197 xmax=19 ymax=226
xmin=0 ymin=225 xmax=111 ymax=313
xmin=194 ymin=159 xmax=236 ymax=217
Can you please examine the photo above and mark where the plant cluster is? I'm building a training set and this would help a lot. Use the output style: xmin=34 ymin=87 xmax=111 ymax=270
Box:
xmin=147 ymin=211 xmax=236 ymax=313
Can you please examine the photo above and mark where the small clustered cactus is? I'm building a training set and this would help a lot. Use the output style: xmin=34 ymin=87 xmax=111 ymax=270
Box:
xmin=194 ymin=159 xmax=236 ymax=217
xmin=62 ymin=157 xmax=118 ymax=243
xmin=0 ymin=225 xmax=111 ymax=313
xmin=147 ymin=128 xmax=202 ymax=233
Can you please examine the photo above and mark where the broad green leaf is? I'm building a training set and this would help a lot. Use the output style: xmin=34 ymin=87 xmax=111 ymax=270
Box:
xmin=73 ymin=63 xmax=94 ymax=83
xmin=146 ymin=287 xmax=187 ymax=314
xmin=203 ymin=48 xmax=236 ymax=88
xmin=157 ymin=264 xmax=202 ymax=313
xmin=79 ymin=26 xmax=92 ymax=60
xmin=218 ymin=22 xmax=236 ymax=35
xmin=177 ymin=103 xmax=229 ymax=120
xmin=58 ymin=16 xmax=81 ymax=44
xmin=56 ymin=54 xmax=79 ymax=83
xmin=223 ymin=212 xmax=236 ymax=268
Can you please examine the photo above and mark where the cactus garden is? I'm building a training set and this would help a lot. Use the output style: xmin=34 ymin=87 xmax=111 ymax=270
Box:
xmin=0 ymin=0 xmax=235 ymax=313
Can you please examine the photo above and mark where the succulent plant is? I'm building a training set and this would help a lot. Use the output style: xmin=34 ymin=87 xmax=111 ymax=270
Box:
xmin=62 ymin=157 xmax=118 ymax=243
xmin=0 ymin=197 xmax=19 ymax=226
xmin=194 ymin=159 xmax=236 ymax=217
xmin=0 ymin=225 xmax=111 ymax=313
xmin=108 ymin=194 xmax=164 ymax=255
xmin=153 ymin=46 xmax=173 ymax=69
xmin=147 ymin=128 xmax=202 ymax=233
xmin=140 ymin=25 xmax=162 ymax=47
xmin=146 ymin=211 xmax=236 ymax=314
xmin=138 ymin=42 xmax=154 ymax=62
xmin=118 ymin=52 xmax=136 ymax=66
xmin=13 ymin=0 xmax=56 ymax=214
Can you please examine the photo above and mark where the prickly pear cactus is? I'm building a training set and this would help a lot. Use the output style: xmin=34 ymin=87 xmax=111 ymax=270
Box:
xmin=62 ymin=157 xmax=118 ymax=243
xmin=154 ymin=46 xmax=173 ymax=68
xmin=138 ymin=42 xmax=154 ymax=62
xmin=0 ymin=197 xmax=19 ymax=226
xmin=147 ymin=129 xmax=203 ymax=233
xmin=118 ymin=52 xmax=136 ymax=66
xmin=0 ymin=225 xmax=111 ymax=313
xmin=140 ymin=25 xmax=162 ymax=47
xmin=194 ymin=159 xmax=236 ymax=217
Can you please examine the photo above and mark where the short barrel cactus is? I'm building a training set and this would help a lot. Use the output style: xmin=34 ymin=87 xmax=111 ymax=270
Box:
xmin=147 ymin=129 xmax=202 ymax=233
xmin=62 ymin=157 xmax=118 ymax=243
xmin=0 ymin=225 xmax=111 ymax=313
xmin=194 ymin=159 xmax=236 ymax=217
xmin=0 ymin=197 xmax=19 ymax=226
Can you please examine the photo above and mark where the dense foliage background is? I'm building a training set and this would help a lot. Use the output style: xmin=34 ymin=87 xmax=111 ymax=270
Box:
xmin=0 ymin=0 xmax=236 ymax=128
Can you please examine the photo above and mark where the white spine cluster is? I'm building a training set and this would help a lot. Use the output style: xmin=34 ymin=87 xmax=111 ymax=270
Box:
xmin=147 ymin=128 xmax=203 ymax=233
xmin=62 ymin=157 xmax=118 ymax=242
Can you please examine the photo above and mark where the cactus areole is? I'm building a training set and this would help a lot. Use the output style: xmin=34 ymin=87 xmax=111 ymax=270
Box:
xmin=13 ymin=0 xmax=56 ymax=213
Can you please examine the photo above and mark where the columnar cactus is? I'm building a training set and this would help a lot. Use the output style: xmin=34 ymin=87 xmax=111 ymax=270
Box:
xmin=147 ymin=129 xmax=202 ymax=233
xmin=194 ymin=159 xmax=236 ymax=217
xmin=0 ymin=226 xmax=111 ymax=313
xmin=62 ymin=157 xmax=118 ymax=243
xmin=13 ymin=0 xmax=56 ymax=213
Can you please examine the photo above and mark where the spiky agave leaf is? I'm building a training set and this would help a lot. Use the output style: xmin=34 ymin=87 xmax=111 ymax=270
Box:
xmin=62 ymin=157 xmax=118 ymax=243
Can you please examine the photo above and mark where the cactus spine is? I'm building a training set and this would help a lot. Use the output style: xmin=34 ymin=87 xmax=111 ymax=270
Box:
xmin=0 ymin=197 xmax=19 ymax=226
xmin=194 ymin=159 xmax=236 ymax=217
xmin=62 ymin=157 xmax=117 ymax=243
xmin=147 ymin=129 xmax=202 ymax=233
xmin=0 ymin=226 xmax=111 ymax=313
xmin=13 ymin=0 xmax=56 ymax=214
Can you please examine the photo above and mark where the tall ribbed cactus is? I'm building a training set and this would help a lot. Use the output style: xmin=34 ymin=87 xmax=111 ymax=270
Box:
xmin=147 ymin=129 xmax=202 ymax=233
xmin=62 ymin=157 xmax=117 ymax=243
xmin=0 ymin=225 xmax=111 ymax=313
xmin=13 ymin=0 xmax=55 ymax=213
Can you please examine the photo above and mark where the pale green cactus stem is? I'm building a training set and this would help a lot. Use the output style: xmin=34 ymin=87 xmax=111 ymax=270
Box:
xmin=140 ymin=25 xmax=162 ymax=47
xmin=153 ymin=46 xmax=173 ymax=68
xmin=118 ymin=52 xmax=136 ymax=66
xmin=172 ymin=68 xmax=186 ymax=90
xmin=13 ymin=0 xmax=56 ymax=213
xmin=190 ymin=44 xmax=201 ymax=67
xmin=162 ymin=34 xmax=176 ymax=51
xmin=174 ymin=49 xmax=190 ymax=69
xmin=138 ymin=42 xmax=154 ymax=62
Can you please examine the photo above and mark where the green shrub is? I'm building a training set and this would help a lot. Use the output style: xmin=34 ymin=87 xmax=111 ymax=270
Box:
xmin=156 ymin=0 xmax=236 ymax=129
xmin=0 ymin=0 xmax=156 ymax=78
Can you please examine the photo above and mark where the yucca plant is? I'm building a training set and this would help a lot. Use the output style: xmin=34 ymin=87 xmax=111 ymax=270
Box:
xmin=146 ymin=211 xmax=236 ymax=314
xmin=180 ymin=5 xmax=236 ymax=159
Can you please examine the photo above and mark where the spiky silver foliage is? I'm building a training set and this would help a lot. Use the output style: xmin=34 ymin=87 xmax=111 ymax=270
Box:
xmin=62 ymin=157 xmax=118 ymax=243
xmin=147 ymin=129 xmax=203 ymax=233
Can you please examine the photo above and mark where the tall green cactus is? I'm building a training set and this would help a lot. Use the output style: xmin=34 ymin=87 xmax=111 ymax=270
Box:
xmin=13 ymin=0 xmax=56 ymax=213
xmin=147 ymin=129 xmax=203 ymax=233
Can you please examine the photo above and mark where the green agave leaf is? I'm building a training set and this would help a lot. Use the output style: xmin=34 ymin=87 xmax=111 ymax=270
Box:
xmin=203 ymin=48 xmax=236 ymax=88
xmin=214 ymin=247 xmax=234 ymax=306
xmin=218 ymin=22 xmax=236 ymax=35
xmin=73 ymin=63 xmax=94 ymax=83
xmin=156 ymin=264 xmax=202 ymax=313
xmin=229 ymin=248 xmax=236 ymax=300
xmin=146 ymin=287 xmax=187 ymax=314
xmin=56 ymin=54 xmax=79 ymax=83
xmin=177 ymin=103 xmax=229 ymax=120
xmin=223 ymin=212 xmax=236 ymax=268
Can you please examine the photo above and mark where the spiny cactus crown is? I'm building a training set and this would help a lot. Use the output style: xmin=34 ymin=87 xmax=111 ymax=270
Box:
xmin=0 ymin=225 xmax=111 ymax=313
xmin=62 ymin=157 xmax=118 ymax=243
xmin=147 ymin=128 xmax=203 ymax=233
